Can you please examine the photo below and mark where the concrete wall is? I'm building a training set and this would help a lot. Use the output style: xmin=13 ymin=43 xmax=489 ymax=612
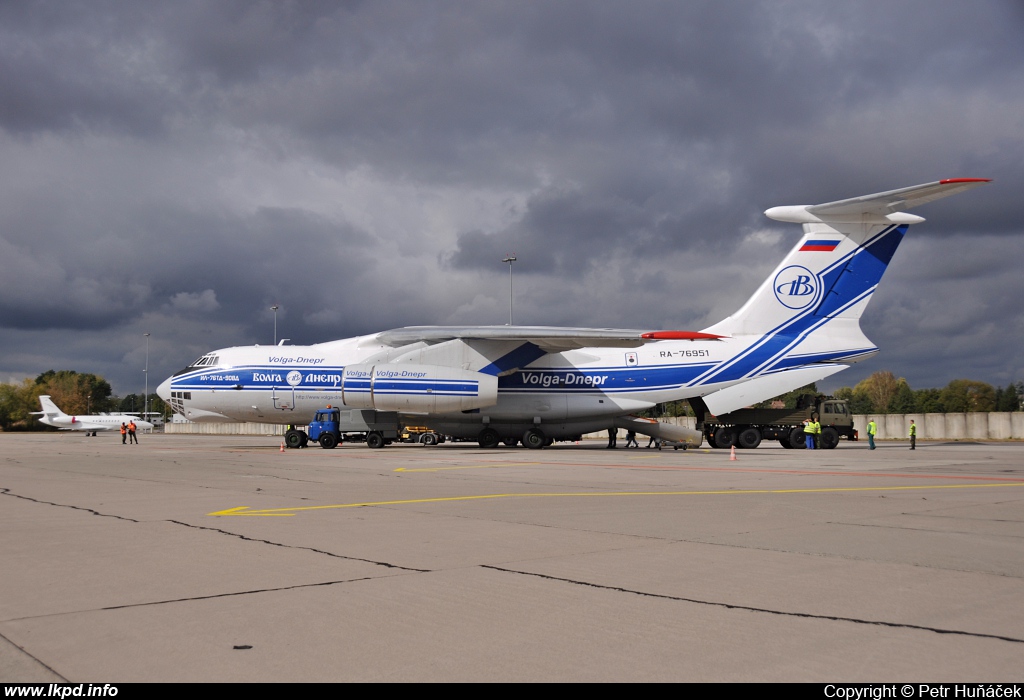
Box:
xmin=165 ymin=412 xmax=1023 ymax=440
xmin=856 ymin=412 xmax=1022 ymax=441
xmin=165 ymin=422 xmax=287 ymax=436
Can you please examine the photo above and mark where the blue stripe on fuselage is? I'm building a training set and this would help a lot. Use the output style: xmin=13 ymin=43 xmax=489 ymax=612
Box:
xmin=689 ymin=225 xmax=905 ymax=385
xmin=478 ymin=342 xmax=548 ymax=376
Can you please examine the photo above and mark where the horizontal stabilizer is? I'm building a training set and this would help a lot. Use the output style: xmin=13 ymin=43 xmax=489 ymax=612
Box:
xmin=766 ymin=178 xmax=991 ymax=224
xmin=702 ymin=365 xmax=848 ymax=416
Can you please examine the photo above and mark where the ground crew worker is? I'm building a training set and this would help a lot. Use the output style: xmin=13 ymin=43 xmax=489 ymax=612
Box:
xmin=128 ymin=420 xmax=138 ymax=444
xmin=607 ymin=427 xmax=617 ymax=449
xmin=909 ymin=419 xmax=916 ymax=450
xmin=811 ymin=414 xmax=822 ymax=449
xmin=803 ymin=418 xmax=815 ymax=449
xmin=866 ymin=419 xmax=877 ymax=450
xmin=120 ymin=423 xmax=127 ymax=445
xmin=625 ymin=430 xmax=639 ymax=448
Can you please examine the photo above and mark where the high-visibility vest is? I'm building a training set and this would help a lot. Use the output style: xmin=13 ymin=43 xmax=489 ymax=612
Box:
xmin=867 ymin=421 xmax=877 ymax=435
xmin=909 ymin=424 xmax=917 ymax=437
xmin=803 ymin=422 xmax=814 ymax=434
xmin=812 ymin=421 xmax=821 ymax=435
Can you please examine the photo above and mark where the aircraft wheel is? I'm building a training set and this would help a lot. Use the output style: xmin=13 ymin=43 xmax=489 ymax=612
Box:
xmin=421 ymin=433 xmax=438 ymax=446
xmin=502 ymin=437 xmax=519 ymax=447
xmin=478 ymin=428 xmax=500 ymax=449
xmin=737 ymin=427 xmax=762 ymax=449
xmin=319 ymin=433 xmax=338 ymax=449
xmin=714 ymin=427 xmax=736 ymax=449
xmin=366 ymin=432 xmax=385 ymax=449
xmin=300 ymin=432 xmax=309 ymax=447
xmin=821 ymin=427 xmax=840 ymax=450
xmin=285 ymin=430 xmax=304 ymax=449
xmin=542 ymin=436 xmax=554 ymax=447
xmin=789 ymin=429 xmax=807 ymax=449
xmin=522 ymin=428 xmax=546 ymax=450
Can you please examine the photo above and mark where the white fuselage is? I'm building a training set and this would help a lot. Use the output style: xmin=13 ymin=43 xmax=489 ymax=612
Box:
xmin=39 ymin=414 xmax=154 ymax=432
xmin=157 ymin=330 xmax=869 ymax=440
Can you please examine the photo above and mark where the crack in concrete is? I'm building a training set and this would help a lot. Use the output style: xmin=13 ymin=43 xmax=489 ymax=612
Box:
xmin=0 ymin=488 xmax=430 ymax=573
xmin=0 ymin=629 xmax=68 ymax=681
xmin=97 ymin=577 xmax=376 ymax=611
xmin=481 ymin=565 xmax=1024 ymax=645
xmin=166 ymin=520 xmax=431 ymax=572
xmin=0 ymin=488 xmax=140 ymax=522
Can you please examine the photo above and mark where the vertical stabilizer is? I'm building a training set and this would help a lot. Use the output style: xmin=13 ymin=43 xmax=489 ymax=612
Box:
xmin=702 ymin=179 xmax=990 ymax=339
xmin=38 ymin=395 xmax=65 ymax=416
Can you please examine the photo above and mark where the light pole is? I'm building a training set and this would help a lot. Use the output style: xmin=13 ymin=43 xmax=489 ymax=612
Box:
xmin=271 ymin=305 xmax=279 ymax=345
xmin=144 ymin=333 xmax=150 ymax=419
xmin=502 ymin=255 xmax=516 ymax=325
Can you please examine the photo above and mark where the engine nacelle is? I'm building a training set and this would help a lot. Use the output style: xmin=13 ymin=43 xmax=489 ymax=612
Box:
xmin=342 ymin=363 xmax=498 ymax=413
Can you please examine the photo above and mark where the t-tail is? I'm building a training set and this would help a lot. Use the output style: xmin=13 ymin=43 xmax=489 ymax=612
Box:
xmin=36 ymin=395 xmax=66 ymax=417
xmin=695 ymin=179 xmax=990 ymax=415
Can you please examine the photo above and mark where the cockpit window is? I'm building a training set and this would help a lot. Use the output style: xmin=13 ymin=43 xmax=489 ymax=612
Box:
xmin=190 ymin=354 xmax=220 ymax=367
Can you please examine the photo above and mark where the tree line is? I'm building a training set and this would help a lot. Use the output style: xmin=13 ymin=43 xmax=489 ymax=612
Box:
xmin=832 ymin=371 xmax=1021 ymax=415
xmin=0 ymin=370 xmax=169 ymax=431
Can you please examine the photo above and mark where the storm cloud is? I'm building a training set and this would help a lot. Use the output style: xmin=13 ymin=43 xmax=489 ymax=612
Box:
xmin=1 ymin=1 xmax=1022 ymax=395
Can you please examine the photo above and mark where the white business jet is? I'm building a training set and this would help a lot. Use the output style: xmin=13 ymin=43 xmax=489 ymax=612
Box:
xmin=32 ymin=395 xmax=154 ymax=436
xmin=158 ymin=178 xmax=989 ymax=449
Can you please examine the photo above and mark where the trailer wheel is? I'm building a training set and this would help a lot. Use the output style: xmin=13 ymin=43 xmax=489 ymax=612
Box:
xmin=522 ymin=428 xmax=546 ymax=450
xmin=366 ymin=432 xmax=385 ymax=449
xmin=789 ymin=429 xmax=807 ymax=449
xmin=319 ymin=433 xmax=338 ymax=449
xmin=285 ymin=430 xmax=304 ymax=449
xmin=714 ymin=427 xmax=736 ymax=449
xmin=478 ymin=428 xmax=500 ymax=449
xmin=502 ymin=437 xmax=519 ymax=447
xmin=421 ymin=433 xmax=438 ymax=446
xmin=737 ymin=427 xmax=762 ymax=449
xmin=821 ymin=427 xmax=840 ymax=450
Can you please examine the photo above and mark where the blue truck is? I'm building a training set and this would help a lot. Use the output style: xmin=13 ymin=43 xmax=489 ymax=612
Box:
xmin=287 ymin=407 xmax=402 ymax=449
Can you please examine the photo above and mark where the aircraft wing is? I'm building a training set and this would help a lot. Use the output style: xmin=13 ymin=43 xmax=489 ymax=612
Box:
xmin=65 ymin=421 xmax=111 ymax=431
xmin=375 ymin=326 xmax=724 ymax=353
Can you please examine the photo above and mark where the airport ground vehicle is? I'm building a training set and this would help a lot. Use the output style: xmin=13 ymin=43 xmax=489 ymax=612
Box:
xmin=700 ymin=395 xmax=855 ymax=450
xmin=287 ymin=408 xmax=401 ymax=449
xmin=400 ymin=425 xmax=445 ymax=445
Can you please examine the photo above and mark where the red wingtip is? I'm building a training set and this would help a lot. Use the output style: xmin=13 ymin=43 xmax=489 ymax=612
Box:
xmin=938 ymin=178 xmax=992 ymax=184
xmin=640 ymin=331 xmax=728 ymax=341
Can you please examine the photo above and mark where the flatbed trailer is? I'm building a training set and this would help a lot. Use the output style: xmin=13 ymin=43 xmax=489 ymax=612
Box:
xmin=693 ymin=395 xmax=856 ymax=450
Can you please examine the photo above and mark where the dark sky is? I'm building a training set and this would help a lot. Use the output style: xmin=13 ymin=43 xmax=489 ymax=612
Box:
xmin=1 ymin=1 xmax=1022 ymax=397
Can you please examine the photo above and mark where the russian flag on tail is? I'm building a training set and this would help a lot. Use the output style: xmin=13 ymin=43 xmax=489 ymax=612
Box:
xmin=800 ymin=239 xmax=840 ymax=252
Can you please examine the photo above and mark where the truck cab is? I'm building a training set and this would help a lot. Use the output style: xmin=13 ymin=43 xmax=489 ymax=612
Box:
xmin=307 ymin=408 xmax=343 ymax=448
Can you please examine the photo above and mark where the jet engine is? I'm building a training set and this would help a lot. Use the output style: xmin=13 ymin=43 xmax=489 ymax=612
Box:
xmin=342 ymin=364 xmax=498 ymax=413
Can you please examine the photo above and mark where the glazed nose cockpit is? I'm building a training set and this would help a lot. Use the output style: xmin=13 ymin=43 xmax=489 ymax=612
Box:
xmin=158 ymin=353 xmax=223 ymax=417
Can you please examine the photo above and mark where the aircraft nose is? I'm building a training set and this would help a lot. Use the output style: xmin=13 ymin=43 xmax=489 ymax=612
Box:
xmin=157 ymin=376 xmax=172 ymax=401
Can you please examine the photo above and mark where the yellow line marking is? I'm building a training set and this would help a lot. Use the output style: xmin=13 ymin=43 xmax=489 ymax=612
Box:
xmin=208 ymin=482 xmax=1024 ymax=516
xmin=394 ymin=462 xmax=542 ymax=473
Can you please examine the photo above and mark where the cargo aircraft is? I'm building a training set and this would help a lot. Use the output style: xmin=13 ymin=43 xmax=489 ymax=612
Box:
xmin=158 ymin=178 xmax=989 ymax=449
xmin=32 ymin=395 xmax=154 ymax=436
